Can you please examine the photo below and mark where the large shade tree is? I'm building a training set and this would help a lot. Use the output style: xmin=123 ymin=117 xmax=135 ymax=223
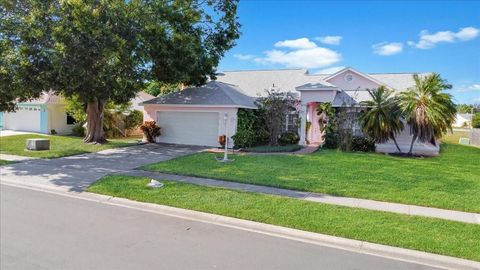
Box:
xmin=0 ymin=0 xmax=240 ymax=143
xmin=359 ymin=86 xmax=404 ymax=153
xmin=398 ymin=74 xmax=456 ymax=154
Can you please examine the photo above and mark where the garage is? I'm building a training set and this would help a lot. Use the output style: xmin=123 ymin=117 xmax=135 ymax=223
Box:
xmin=156 ymin=111 xmax=219 ymax=146
xmin=3 ymin=106 xmax=42 ymax=133
xmin=142 ymin=81 xmax=257 ymax=147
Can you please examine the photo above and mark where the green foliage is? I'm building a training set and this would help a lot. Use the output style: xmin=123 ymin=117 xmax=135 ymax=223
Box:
xmin=456 ymin=104 xmax=474 ymax=114
xmin=351 ymin=136 xmax=376 ymax=152
xmin=64 ymin=95 xmax=87 ymax=124
xmin=144 ymin=81 xmax=181 ymax=97
xmin=71 ymin=123 xmax=86 ymax=137
xmin=359 ymin=86 xmax=404 ymax=152
xmin=398 ymin=74 xmax=456 ymax=153
xmin=232 ymin=109 xmax=268 ymax=148
xmin=256 ymin=88 xmax=297 ymax=145
xmin=125 ymin=110 xmax=143 ymax=130
xmin=140 ymin=121 xmax=161 ymax=143
xmin=278 ymin=131 xmax=300 ymax=145
xmin=472 ymin=113 xmax=480 ymax=128
xmin=243 ymin=144 xmax=302 ymax=153
xmin=1 ymin=0 xmax=240 ymax=142
xmin=316 ymin=102 xmax=335 ymax=135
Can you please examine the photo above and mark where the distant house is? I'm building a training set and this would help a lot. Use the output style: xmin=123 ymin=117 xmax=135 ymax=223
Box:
xmin=141 ymin=67 xmax=440 ymax=155
xmin=0 ymin=91 xmax=154 ymax=135
xmin=453 ymin=113 xmax=473 ymax=128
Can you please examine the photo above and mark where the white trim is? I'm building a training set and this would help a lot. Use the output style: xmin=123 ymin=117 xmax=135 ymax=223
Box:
xmin=324 ymin=67 xmax=393 ymax=89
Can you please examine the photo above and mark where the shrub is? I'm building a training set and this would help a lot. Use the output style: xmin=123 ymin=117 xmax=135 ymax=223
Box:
xmin=72 ymin=123 xmax=86 ymax=137
xmin=218 ymin=135 xmax=226 ymax=147
xmin=232 ymin=109 xmax=269 ymax=148
xmin=278 ymin=131 xmax=299 ymax=145
xmin=125 ymin=110 xmax=143 ymax=130
xmin=473 ymin=112 xmax=480 ymax=128
xmin=140 ymin=121 xmax=161 ymax=143
xmin=323 ymin=131 xmax=339 ymax=149
xmin=351 ymin=136 xmax=376 ymax=152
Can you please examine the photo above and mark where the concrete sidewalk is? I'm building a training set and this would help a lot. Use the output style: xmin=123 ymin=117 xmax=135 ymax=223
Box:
xmin=0 ymin=154 xmax=38 ymax=162
xmin=122 ymin=170 xmax=480 ymax=225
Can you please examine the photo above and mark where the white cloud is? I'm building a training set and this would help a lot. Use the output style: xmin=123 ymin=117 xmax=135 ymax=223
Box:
xmin=372 ymin=42 xmax=403 ymax=56
xmin=315 ymin=66 xmax=345 ymax=74
xmin=408 ymin=26 xmax=479 ymax=49
xmin=233 ymin=54 xmax=256 ymax=60
xmin=469 ymin=84 xmax=480 ymax=90
xmin=234 ymin=38 xmax=342 ymax=69
xmin=274 ymin=38 xmax=317 ymax=49
xmin=451 ymin=83 xmax=480 ymax=93
xmin=315 ymin=36 xmax=342 ymax=45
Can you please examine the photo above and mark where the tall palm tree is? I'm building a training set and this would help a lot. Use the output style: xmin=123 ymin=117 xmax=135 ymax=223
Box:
xmin=359 ymin=86 xmax=404 ymax=153
xmin=398 ymin=73 xmax=456 ymax=155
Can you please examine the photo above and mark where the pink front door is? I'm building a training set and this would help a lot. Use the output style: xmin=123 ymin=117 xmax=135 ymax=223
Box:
xmin=307 ymin=103 xmax=322 ymax=144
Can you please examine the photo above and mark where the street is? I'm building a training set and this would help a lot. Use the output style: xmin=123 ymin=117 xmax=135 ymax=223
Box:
xmin=1 ymin=184 xmax=440 ymax=270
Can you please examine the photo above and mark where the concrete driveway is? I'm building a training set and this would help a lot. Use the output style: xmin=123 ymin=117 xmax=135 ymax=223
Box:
xmin=0 ymin=143 xmax=204 ymax=192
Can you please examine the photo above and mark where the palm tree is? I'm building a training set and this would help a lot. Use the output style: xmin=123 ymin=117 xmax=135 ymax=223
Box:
xmin=397 ymin=73 xmax=456 ymax=155
xmin=359 ymin=86 xmax=404 ymax=153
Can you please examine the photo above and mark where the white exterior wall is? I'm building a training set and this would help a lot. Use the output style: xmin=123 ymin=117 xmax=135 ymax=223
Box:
xmin=144 ymin=105 xmax=238 ymax=147
xmin=3 ymin=106 xmax=42 ymax=133
xmin=376 ymin=123 xmax=440 ymax=156
xmin=48 ymin=104 xmax=74 ymax=135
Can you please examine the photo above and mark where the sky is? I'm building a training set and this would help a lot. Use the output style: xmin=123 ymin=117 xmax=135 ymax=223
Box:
xmin=217 ymin=1 xmax=480 ymax=105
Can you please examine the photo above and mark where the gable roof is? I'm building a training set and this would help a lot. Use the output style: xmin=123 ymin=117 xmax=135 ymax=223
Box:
xmin=19 ymin=91 xmax=65 ymax=105
xmin=324 ymin=67 xmax=392 ymax=88
xmin=142 ymin=81 xmax=256 ymax=109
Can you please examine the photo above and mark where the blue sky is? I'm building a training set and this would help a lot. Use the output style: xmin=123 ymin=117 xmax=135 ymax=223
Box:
xmin=218 ymin=1 xmax=480 ymax=104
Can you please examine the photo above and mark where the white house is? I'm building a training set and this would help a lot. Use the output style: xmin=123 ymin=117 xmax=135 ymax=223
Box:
xmin=142 ymin=67 xmax=440 ymax=155
xmin=0 ymin=91 xmax=155 ymax=135
xmin=453 ymin=113 xmax=473 ymax=128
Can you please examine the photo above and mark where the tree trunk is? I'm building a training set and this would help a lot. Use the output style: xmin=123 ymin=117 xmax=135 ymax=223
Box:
xmin=84 ymin=98 xmax=107 ymax=144
xmin=408 ymin=134 xmax=417 ymax=155
xmin=391 ymin=136 xmax=402 ymax=153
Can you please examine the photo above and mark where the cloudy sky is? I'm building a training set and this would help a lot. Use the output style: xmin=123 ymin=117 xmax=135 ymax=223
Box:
xmin=218 ymin=1 xmax=480 ymax=104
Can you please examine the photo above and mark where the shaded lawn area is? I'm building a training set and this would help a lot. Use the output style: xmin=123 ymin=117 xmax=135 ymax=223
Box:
xmin=0 ymin=134 xmax=139 ymax=158
xmin=143 ymin=143 xmax=480 ymax=213
xmin=0 ymin=160 xmax=12 ymax=165
xmin=88 ymin=175 xmax=480 ymax=262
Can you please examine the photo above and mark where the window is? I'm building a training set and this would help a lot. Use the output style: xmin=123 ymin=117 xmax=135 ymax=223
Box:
xmin=66 ymin=113 xmax=76 ymax=125
xmin=284 ymin=111 xmax=299 ymax=132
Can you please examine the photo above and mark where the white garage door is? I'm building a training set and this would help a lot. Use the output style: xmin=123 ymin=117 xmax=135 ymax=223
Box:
xmin=156 ymin=111 xmax=219 ymax=147
xmin=4 ymin=107 xmax=41 ymax=132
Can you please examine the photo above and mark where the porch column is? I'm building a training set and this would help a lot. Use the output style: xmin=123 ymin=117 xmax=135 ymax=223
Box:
xmin=299 ymin=103 xmax=307 ymax=145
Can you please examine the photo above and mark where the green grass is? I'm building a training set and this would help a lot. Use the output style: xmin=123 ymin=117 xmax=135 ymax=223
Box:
xmin=88 ymin=175 xmax=480 ymax=262
xmin=243 ymin=144 xmax=303 ymax=153
xmin=0 ymin=160 xmax=12 ymax=165
xmin=441 ymin=130 xmax=471 ymax=144
xmin=0 ymin=134 xmax=139 ymax=158
xmin=144 ymin=143 xmax=480 ymax=213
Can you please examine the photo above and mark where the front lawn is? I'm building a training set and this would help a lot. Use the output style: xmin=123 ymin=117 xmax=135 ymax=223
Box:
xmin=88 ymin=175 xmax=480 ymax=262
xmin=441 ymin=130 xmax=471 ymax=145
xmin=243 ymin=144 xmax=303 ymax=153
xmin=144 ymin=143 xmax=480 ymax=213
xmin=0 ymin=134 xmax=139 ymax=158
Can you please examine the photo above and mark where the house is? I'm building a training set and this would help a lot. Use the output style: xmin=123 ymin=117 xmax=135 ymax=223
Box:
xmin=453 ymin=113 xmax=473 ymax=128
xmin=141 ymin=67 xmax=439 ymax=155
xmin=0 ymin=91 xmax=155 ymax=135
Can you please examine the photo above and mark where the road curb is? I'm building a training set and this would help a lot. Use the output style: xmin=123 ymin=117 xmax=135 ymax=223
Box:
xmin=2 ymin=182 xmax=479 ymax=270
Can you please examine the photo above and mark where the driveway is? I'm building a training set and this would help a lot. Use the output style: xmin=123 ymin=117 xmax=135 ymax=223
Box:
xmin=0 ymin=143 xmax=204 ymax=192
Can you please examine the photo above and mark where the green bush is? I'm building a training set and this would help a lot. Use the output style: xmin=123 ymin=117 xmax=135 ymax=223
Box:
xmin=71 ymin=123 xmax=85 ymax=137
xmin=473 ymin=112 xmax=480 ymax=128
xmin=323 ymin=131 xmax=339 ymax=149
xmin=232 ymin=109 xmax=269 ymax=148
xmin=351 ymin=136 xmax=376 ymax=152
xmin=278 ymin=131 xmax=299 ymax=145
xmin=140 ymin=121 xmax=161 ymax=143
xmin=125 ymin=110 xmax=143 ymax=130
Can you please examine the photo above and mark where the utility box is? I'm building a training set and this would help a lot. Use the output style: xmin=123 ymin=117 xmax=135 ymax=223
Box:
xmin=26 ymin=139 xmax=50 ymax=151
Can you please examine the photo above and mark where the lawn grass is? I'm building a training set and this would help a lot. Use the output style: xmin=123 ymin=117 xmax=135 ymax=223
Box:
xmin=0 ymin=160 xmax=12 ymax=165
xmin=143 ymin=143 xmax=480 ymax=213
xmin=0 ymin=134 xmax=139 ymax=158
xmin=441 ymin=130 xmax=471 ymax=144
xmin=243 ymin=144 xmax=303 ymax=153
xmin=88 ymin=175 xmax=480 ymax=262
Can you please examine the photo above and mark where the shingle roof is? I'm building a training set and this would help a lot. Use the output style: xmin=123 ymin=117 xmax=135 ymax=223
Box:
xmin=142 ymin=81 xmax=256 ymax=109
xmin=295 ymin=82 xmax=338 ymax=90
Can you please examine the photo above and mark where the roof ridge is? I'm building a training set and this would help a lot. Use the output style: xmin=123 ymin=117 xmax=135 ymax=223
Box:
xmin=218 ymin=68 xmax=307 ymax=73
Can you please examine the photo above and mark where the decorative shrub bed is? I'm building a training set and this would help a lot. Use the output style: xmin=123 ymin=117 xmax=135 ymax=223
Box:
xmin=243 ymin=144 xmax=302 ymax=153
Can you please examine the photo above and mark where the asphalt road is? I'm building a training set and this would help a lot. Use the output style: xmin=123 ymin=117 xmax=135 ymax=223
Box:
xmin=1 ymin=184 xmax=441 ymax=270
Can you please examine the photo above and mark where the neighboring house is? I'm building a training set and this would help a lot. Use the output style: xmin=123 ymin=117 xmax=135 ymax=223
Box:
xmin=0 ymin=91 xmax=74 ymax=134
xmin=141 ymin=67 xmax=439 ymax=155
xmin=0 ymin=91 xmax=155 ymax=135
xmin=453 ymin=113 xmax=473 ymax=128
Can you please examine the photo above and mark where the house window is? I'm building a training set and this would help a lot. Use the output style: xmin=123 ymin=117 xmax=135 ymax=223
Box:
xmin=66 ymin=113 xmax=76 ymax=125
xmin=284 ymin=111 xmax=299 ymax=132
